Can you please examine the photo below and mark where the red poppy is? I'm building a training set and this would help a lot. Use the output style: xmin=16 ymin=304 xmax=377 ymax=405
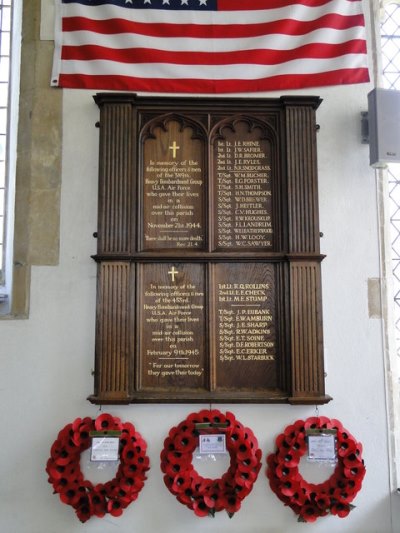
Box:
xmin=65 ymin=464 xmax=84 ymax=484
xmin=192 ymin=499 xmax=210 ymax=517
xmin=111 ymin=486 xmax=135 ymax=507
xmin=163 ymin=457 xmax=187 ymax=478
xmin=275 ymin=462 xmax=297 ymax=480
xmin=293 ymin=419 xmax=306 ymax=432
xmin=331 ymin=486 xmax=351 ymax=503
xmin=174 ymin=430 xmax=197 ymax=453
xmin=276 ymin=448 xmax=301 ymax=468
xmin=46 ymin=459 xmax=66 ymax=480
xmin=290 ymin=488 xmax=308 ymax=507
xmin=283 ymin=423 xmax=298 ymax=437
xmin=118 ymin=475 xmax=145 ymax=494
xmin=192 ymin=476 xmax=213 ymax=496
xmin=64 ymin=434 xmax=82 ymax=453
xmin=266 ymin=452 xmax=278 ymax=469
xmin=171 ymin=472 xmax=192 ymax=494
xmin=120 ymin=444 xmax=138 ymax=464
xmin=344 ymin=464 xmax=366 ymax=480
xmin=342 ymin=449 xmax=364 ymax=468
xmin=59 ymin=483 xmax=83 ymax=506
xmin=304 ymin=417 xmax=320 ymax=430
xmin=166 ymin=426 xmax=178 ymax=440
xmin=238 ymin=457 xmax=261 ymax=475
xmin=234 ymin=469 xmax=258 ymax=490
xmin=204 ymin=491 xmax=224 ymax=511
xmin=57 ymin=424 xmax=73 ymax=442
xmin=94 ymin=413 xmax=121 ymax=431
xmin=54 ymin=448 xmax=74 ymax=466
xmin=221 ymin=493 xmax=241 ymax=515
xmin=218 ymin=472 xmax=235 ymax=493
xmin=75 ymin=502 xmax=93 ymax=523
xmin=336 ymin=429 xmax=353 ymax=446
xmin=120 ymin=421 xmax=136 ymax=437
xmin=228 ymin=427 xmax=246 ymax=446
xmin=254 ymin=447 xmax=262 ymax=463
xmin=341 ymin=476 xmax=363 ymax=495
xmin=337 ymin=437 xmax=356 ymax=457
xmin=165 ymin=449 xmax=191 ymax=467
xmin=106 ymin=500 xmax=123 ymax=517
xmin=292 ymin=433 xmax=307 ymax=454
xmin=187 ymin=412 xmax=202 ymax=425
xmin=234 ymin=443 xmax=251 ymax=462
xmin=203 ymin=409 xmax=225 ymax=426
xmin=176 ymin=422 xmax=192 ymax=438
xmin=198 ymin=409 xmax=214 ymax=423
xmin=281 ymin=479 xmax=302 ymax=498
xmin=120 ymin=461 xmax=138 ymax=478
xmin=72 ymin=419 xmax=93 ymax=446
xmin=50 ymin=439 xmax=63 ymax=459
xmin=283 ymin=423 xmax=306 ymax=447
xmin=137 ymin=453 xmax=150 ymax=471
xmin=299 ymin=504 xmax=320 ymax=522
xmin=130 ymin=431 xmax=146 ymax=448
xmin=328 ymin=419 xmax=343 ymax=432
xmin=236 ymin=484 xmax=253 ymax=501
xmin=315 ymin=494 xmax=331 ymax=511
xmin=71 ymin=417 xmax=84 ymax=433
xmin=53 ymin=475 xmax=74 ymax=494
xmin=330 ymin=502 xmax=351 ymax=518
xmin=87 ymin=491 xmax=106 ymax=518
xmin=72 ymin=416 xmax=93 ymax=433
xmin=177 ymin=488 xmax=195 ymax=506
xmin=317 ymin=416 xmax=334 ymax=429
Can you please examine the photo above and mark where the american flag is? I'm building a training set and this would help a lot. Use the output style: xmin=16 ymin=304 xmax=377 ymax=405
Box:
xmin=51 ymin=0 xmax=370 ymax=93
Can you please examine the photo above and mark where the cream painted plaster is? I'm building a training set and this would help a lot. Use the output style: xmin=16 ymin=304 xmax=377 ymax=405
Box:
xmin=8 ymin=0 xmax=62 ymax=317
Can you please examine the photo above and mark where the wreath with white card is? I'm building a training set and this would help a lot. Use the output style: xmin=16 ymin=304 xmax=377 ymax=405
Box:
xmin=160 ymin=409 xmax=262 ymax=517
xmin=46 ymin=413 xmax=150 ymax=522
xmin=266 ymin=417 xmax=366 ymax=523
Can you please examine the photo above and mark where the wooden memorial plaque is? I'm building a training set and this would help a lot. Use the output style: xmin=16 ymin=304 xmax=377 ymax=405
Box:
xmin=90 ymin=94 xmax=331 ymax=405
xmin=142 ymin=118 xmax=206 ymax=250
xmin=212 ymin=119 xmax=274 ymax=250
xmin=138 ymin=262 xmax=206 ymax=390
xmin=213 ymin=263 xmax=277 ymax=390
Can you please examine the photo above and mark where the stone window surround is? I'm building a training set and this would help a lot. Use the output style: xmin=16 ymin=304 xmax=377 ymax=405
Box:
xmin=3 ymin=0 xmax=62 ymax=319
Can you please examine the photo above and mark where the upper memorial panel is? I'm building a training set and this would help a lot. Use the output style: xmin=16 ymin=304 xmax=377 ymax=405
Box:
xmin=141 ymin=115 xmax=207 ymax=251
xmin=211 ymin=116 xmax=276 ymax=251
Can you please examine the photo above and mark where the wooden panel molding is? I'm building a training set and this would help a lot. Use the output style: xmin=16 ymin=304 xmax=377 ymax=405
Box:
xmin=89 ymin=94 xmax=330 ymax=405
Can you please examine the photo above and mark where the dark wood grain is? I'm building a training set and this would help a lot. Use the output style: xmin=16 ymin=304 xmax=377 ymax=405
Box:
xmin=88 ymin=94 xmax=331 ymax=405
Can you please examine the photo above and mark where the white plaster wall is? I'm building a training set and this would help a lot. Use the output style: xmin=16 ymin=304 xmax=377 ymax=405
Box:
xmin=0 ymin=6 xmax=396 ymax=531
xmin=0 ymin=85 xmax=393 ymax=532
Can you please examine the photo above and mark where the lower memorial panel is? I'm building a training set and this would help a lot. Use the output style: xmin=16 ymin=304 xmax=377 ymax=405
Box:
xmin=137 ymin=262 xmax=207 ymax=391
xmin=212 ymin=262 xmax=278 ymax=390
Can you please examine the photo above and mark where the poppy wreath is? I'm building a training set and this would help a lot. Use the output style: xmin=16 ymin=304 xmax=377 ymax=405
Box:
xmin=266 ymin=417 xmax=366 ymax=523
xmin=160 ymin=409 xmax=262 ymax=518
xmin=46 ymin=413 xmax=150 ymax=523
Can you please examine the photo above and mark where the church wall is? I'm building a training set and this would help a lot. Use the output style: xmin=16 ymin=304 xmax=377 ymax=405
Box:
xmin=0 ymin=1 xmax=395 ymax=532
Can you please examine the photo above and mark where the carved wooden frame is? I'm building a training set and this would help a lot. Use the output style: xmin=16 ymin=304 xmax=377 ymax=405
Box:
xmin=89 ymin=94 xmax=331 ymax=405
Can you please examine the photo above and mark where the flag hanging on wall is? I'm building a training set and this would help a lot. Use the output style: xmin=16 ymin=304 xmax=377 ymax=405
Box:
xmin=51 ymin=0 xmax=370 ymax=93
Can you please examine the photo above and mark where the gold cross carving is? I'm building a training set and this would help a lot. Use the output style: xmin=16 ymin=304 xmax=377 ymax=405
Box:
xmin=169 ymin=141 xmax=180 ymax=158
xmin=168 ymin=266 xmax=179 ymax=282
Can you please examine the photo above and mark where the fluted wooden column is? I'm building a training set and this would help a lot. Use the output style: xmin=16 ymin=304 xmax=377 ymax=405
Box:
xmin=90 ymin=97 xmax=136 ymax=403
xmin=282 ymin=98 xmax=329 ymax=404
